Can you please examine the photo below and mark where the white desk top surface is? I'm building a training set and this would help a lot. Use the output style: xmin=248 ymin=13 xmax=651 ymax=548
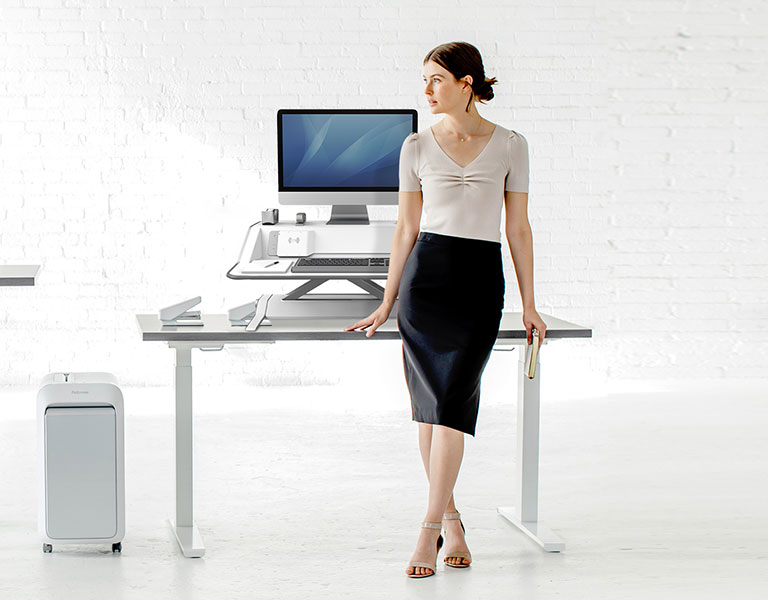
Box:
xmin=136 ymin=312 xmax=591 ymax=343
xmin=0 ymin=265 xmax=41 ymax=286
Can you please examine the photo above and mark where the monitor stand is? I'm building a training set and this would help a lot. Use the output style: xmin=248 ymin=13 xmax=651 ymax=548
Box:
xmin=327 ymin=205 xmax=370 ymax=225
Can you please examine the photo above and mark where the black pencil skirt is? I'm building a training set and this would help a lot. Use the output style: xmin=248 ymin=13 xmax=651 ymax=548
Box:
xmin=396 ymin=231 xmax=505 ymax=437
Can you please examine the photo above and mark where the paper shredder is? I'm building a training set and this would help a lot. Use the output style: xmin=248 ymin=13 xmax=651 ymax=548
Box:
xmin=37 ymin=372 xmax=125 ymax=553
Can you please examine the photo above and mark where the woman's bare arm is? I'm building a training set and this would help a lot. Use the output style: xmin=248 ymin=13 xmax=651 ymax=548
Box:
xmin=504 ymin=190 xmax=547 ymax=343
xmin=345 ymin=190 xmax=423 ymax=335
xmin=504 ymin=191 xmax=535 ymax=310
xmin=381 ymin=190 xmax=423 ymax=310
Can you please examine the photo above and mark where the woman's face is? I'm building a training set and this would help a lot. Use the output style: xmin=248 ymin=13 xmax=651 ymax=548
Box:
xmin=422 ymin=60 xmax=473 ymax=114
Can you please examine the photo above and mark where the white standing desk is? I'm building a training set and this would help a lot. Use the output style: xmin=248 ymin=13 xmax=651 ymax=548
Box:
xmin=0 ymin=265 xmax=41 ymax=286
xmin=136 ymin=312 xmax=592 ymax=558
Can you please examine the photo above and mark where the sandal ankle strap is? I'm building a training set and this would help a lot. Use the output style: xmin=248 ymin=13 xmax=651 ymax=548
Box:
xmin=443 ymin=511 xmax=461 ymax=520
xmin=421 ymin=521 xmax=442 ymax=529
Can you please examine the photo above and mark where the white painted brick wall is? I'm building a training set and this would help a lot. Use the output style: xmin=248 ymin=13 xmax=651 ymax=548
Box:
xmin=1 ymin=0 xmax=766 ymax=392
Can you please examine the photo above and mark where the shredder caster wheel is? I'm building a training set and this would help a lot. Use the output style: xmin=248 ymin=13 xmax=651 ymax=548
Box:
xmin=43 ymin=544 xmax=52 ymax=553
xmin=112 ymin=542 xmax=122 ymax=553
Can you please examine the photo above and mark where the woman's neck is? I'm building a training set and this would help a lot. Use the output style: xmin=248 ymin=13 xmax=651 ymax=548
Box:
xmin=439 ymin=105 xmax=487 ymax=139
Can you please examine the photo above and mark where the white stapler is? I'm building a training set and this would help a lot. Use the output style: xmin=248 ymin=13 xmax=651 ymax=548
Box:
xmin=228 ymin=295 xmax=272 ymax=327
xmin=159 ymin=296 xmax=203 ymax=327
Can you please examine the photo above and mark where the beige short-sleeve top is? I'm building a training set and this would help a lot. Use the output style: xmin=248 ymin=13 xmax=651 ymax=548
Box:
xmin=398 ymin=124 xmax=529 ymax=243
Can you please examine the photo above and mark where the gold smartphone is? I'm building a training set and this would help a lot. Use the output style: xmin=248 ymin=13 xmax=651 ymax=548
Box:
xmin=525 ymin=329 xmax=540 ymax=379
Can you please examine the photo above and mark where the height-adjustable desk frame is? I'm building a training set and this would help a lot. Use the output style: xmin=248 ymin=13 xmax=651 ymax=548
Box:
xmin=136 ymin=312 xmax=591 ymax=558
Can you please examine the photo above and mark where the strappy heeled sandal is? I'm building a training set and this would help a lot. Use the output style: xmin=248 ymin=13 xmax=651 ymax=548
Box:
xmin=443 ymin=511 xmax=472 ymax=568
xmin=406 ymin=521 xmax=444 ymax=578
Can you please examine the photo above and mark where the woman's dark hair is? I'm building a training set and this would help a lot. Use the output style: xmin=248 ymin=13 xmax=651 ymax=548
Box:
xmin=423 ymin=42 xmax=498 ymax=112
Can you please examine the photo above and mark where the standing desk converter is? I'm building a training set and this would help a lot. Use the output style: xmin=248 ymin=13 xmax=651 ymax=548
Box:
xmin=226 ymin=221 xmax=396 ymax=322
xmin=136 ymin=312 xmax=592 ymax=558
xmin=227 ymin=221 xmax=396 ymax=283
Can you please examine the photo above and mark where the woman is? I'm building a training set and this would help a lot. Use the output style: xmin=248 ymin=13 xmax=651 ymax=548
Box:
xmin=345 ymin=41 xmax=547 ymax=578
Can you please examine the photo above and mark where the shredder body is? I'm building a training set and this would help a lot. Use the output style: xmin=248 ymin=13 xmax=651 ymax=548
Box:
xmin=37 ymin=372 xmax=125 ymax=547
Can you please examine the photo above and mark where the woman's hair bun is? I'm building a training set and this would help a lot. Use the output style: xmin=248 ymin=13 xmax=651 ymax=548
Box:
xmin=476 ymin=77 xmax=497 ymax=102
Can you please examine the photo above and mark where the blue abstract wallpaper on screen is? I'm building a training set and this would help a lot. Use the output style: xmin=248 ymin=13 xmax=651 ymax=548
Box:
xmin=281 ymin=113 xmax=413 ymax=188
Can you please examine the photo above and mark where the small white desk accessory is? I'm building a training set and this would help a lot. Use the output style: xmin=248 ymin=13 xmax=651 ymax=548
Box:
xmin=159 ymin=297 xmax=203 ymax=327
xmin=228 ymin=296 xmax=272 ymax=327
xmin=245 ymin=294 xmax=273 ymax=331
xmin=275 ymin=229 xmax=314 ymax=257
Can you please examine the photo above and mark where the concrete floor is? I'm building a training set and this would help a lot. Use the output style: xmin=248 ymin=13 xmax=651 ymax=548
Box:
xmin=1 ymin=379 xmax=767 ymax=599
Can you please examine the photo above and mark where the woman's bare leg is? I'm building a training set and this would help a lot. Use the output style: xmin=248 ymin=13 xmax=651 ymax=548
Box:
xmin=407 ymin=424 xmax=469 ymax=575
xmin=417 ymin=423 xmax=458 ymax=512
xmin=416 ymin=423 xmax=471 ymax=567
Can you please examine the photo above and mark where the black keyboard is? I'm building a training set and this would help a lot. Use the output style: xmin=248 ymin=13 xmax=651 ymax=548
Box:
xmin=291 ymin=257 xmax=390 ymax=273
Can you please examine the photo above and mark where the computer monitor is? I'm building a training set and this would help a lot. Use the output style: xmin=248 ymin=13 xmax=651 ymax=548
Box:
xmin=277 ymin=109 xmax=418 ymax=224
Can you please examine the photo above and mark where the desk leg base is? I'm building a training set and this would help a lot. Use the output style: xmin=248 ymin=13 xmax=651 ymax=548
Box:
xmin=169 ymin=518 xmax=206 ymax=558
xmin=497 ymin=507 xmax=565 ymax=552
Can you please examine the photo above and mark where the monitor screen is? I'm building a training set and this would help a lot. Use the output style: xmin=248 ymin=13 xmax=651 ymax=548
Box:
xmin=278 ymin=109 xmax=417 ymax=191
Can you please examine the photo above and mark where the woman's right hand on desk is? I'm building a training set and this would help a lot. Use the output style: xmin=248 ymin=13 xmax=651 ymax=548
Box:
xmin=344 ymin=302 xmax=393 ymax=338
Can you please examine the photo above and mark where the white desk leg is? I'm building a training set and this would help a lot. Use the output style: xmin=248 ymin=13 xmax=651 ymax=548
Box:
xmin=169 ymin=344 xmax=205 ymax=557
xmin=498 ymin=345 xmax=565 ymax=552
